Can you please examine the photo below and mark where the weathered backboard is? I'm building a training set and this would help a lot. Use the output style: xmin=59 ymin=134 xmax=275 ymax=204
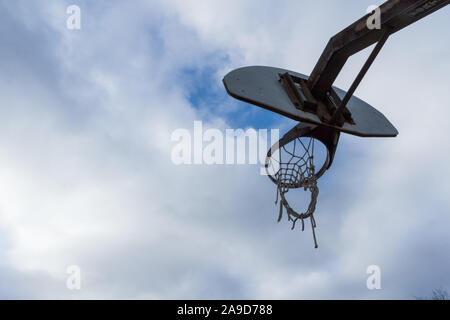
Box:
xmin=223 ymin=66 xmax=398 ymax=137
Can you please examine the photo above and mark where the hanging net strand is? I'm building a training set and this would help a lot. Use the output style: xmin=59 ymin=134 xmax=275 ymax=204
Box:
xmin=265 ymin=122 xmax=338 ymax=249
xmin=268 ymin=135 xmax=320 ymax=248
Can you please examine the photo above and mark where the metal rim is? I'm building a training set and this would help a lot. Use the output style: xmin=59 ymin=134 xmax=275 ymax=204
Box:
xmin=265 ymin=123 xmax=332 ymax=189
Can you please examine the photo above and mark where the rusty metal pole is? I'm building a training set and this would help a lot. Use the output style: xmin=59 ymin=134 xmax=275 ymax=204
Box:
xmin=329 ymin=30 xmax=390 ymax=124
xmin=308 ymin=0 xmax=449 ymax=101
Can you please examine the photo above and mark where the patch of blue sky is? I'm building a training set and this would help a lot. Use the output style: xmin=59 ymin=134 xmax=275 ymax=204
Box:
xmin=181 ymin=62 xmax=295 ymax=130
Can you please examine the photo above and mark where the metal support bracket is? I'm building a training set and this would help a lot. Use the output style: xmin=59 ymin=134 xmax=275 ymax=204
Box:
xmin=279 ymin=72 xmax=355 ymax=126
xmin=329 ymin=30 xmax=390 ymax=125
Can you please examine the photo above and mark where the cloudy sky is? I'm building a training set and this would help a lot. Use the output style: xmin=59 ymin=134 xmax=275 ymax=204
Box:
xmin=0 ymin=0 xmax=449 ymax=299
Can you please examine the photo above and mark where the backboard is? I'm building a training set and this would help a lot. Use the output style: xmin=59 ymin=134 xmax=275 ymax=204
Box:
xmin=223 ymin=65 xmax=398 ymax=138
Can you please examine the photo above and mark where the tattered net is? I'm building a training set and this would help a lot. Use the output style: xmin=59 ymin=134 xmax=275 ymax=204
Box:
xmin=266 ymin=135 xmax=322 ymax=248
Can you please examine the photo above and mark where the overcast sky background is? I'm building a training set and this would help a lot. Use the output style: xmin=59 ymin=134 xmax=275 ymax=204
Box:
xmin=0 ymin=0 xmax=449 ymax=299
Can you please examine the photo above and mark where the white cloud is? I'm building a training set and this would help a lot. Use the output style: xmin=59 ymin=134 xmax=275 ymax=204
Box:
xmin=0 ymin=0 xmax=449 ymax=299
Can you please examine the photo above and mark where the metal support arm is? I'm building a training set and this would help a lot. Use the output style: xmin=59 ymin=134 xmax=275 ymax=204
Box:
xmin=308 ymin=0 xmax=449 ymax=100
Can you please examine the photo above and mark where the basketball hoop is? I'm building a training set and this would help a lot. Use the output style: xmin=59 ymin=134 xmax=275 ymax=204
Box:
xmin=265 ymin=123 xmax=338 ymax=248
xmin=223 ymin=0 xmax=448 ymax=248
